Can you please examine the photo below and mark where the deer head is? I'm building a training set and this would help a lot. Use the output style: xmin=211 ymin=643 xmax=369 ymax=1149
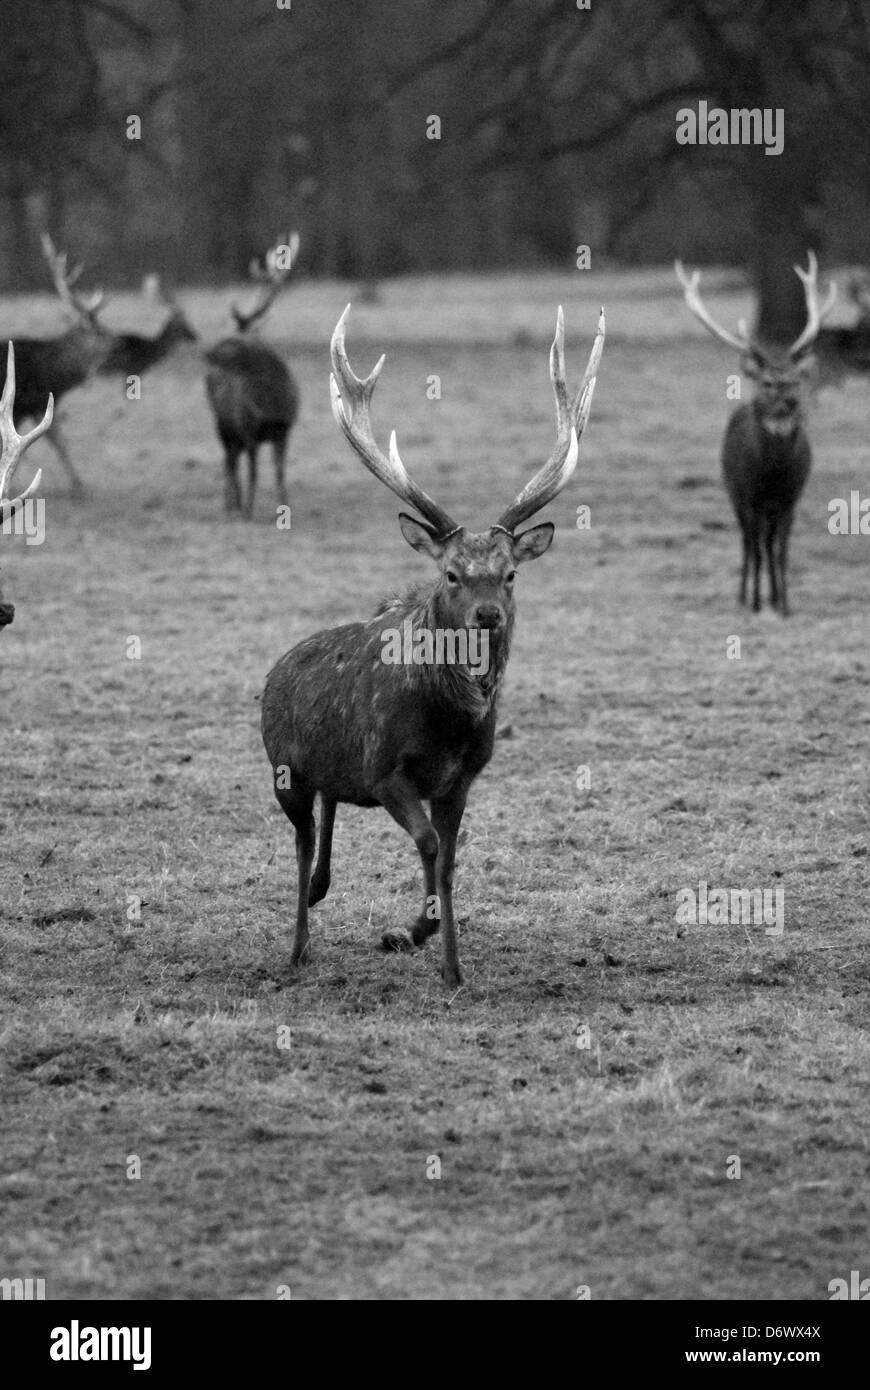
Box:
xmin=0 ymin=342 xmax=53 ymax=629
xmin=143 ymin=274 xmax=198 ymax=347
xmin=231 ymin=233 xmax=300 ymax=333
xmin=329 ymin=303 xmax=605 ymax=644
xmin=675 ymin=254 xmax=836 ymax=436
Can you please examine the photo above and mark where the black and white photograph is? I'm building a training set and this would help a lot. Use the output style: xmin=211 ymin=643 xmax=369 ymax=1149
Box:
xmin=1 ymin=0 xmax=869 ymax=1331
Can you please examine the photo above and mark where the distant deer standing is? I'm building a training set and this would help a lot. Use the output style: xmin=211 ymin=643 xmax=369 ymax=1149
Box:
xmin=204 ymin=234 xmax=300 ymax=518
xmin=0 ymin=234 xmax=111 ymax=495
xmin=0 ymin=343 xmax=53 ymax=630
xmin=676 ymin=253 xmax=835 ymax=615
xmin=261 ymin=302 xmax=605 ymax=988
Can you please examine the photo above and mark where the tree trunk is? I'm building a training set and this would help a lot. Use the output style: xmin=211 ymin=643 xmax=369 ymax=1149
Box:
xmin=749 ymin=146 xmax=814 ymax=345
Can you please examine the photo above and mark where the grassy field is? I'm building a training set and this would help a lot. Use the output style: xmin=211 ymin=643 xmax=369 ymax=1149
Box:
xmin=1 ymin=270 xmax=868 ymax=1300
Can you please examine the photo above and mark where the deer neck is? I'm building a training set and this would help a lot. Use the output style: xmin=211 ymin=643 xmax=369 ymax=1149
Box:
xmin=380 ymin=584 xmax=514 ymax=722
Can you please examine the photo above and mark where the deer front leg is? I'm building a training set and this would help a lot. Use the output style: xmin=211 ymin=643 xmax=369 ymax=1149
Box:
xmin=750 ymin=522 xmax=762 ymax=612
xmin=777 ymin=512 xmax=794 ymax=617
xmin=765 ymin=524 xmax=780 ymax=610
xmin=428 ymin=786 xmax=469 ymax=989
xmin=374 ymin=771 xmax=439 ymax=957
xmin=737 ymin=518 xmax=750 ymax=606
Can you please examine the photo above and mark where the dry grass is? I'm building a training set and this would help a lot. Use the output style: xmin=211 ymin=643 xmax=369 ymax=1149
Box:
xmin=1 ymin=270 xmax=868 ymax=1299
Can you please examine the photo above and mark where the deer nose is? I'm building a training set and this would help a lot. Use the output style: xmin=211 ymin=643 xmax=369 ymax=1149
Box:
xmin=0 ymin=601 xmax=15 ymax=627
xmin=473 ymin=604 xmax=503 ymax=629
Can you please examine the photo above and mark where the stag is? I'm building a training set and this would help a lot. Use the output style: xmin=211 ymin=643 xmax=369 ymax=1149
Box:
xmin=261 ymin=302 xmax=605 ymax=988
xmin=98 ymin=275 xmax=197 ymax=377
xmin=0 ymin=343 xmax=53 ymax=631
xmin=0 ymin=234 xmax=110 ymax=495
xmin=676 ymin=253 xmax=836 ymax=615
xmin=204 ymin=234 xmax=300 ymax=518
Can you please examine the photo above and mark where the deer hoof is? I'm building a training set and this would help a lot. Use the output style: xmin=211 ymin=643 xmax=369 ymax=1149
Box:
xmin=411 ymin=914 xmax=439 ymax=946
xmin=381 ymin=927 xmax=414 ymax=953
xmin=308 ymin=875 xmax=330 ymax=906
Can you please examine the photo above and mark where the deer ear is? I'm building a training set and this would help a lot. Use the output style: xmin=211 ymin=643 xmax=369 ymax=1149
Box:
xmin=512 ymin=522 xmax=554 ymax=564
xmin=398 ymin=512 xmax=444 ymax=559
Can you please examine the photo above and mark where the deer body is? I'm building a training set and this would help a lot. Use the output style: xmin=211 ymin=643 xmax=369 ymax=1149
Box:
xmin=205 ymin=337 xmax=298 ymax=517
xmin=2 ymin=233 xmax=115 ymax=494
xmin=0 ymin=326 xmax=109 ymax=495
xmin=676 ymin=253 xmax=835 ymax=615
xmin=721 ymin=392 xmax=812 ymax=614
xmin=262 ymin=303 xmax=604 ymax=988
xmin=205 ymin=235 xmax=299 ymax=519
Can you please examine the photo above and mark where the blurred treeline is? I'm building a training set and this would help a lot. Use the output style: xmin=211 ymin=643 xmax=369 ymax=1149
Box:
xmin=1 ymin=0 xmax=869 ymax=335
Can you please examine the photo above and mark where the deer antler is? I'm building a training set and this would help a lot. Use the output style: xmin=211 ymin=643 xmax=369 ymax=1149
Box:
xmin=0 ymin=343 xmax=52 ymax=520
xmin=330 ymin=305 xmax=459 ymax=538
xmin=40 ymin=232 xmax=106 ymax=325
xmin=675 ymin=260 xmax=754 ymax=353
xmin=497 ymin=305 xmax=605 ymax=534
xmin=789 ymin=251 xmax=837 ymax=358
xmin=231 ymin=232 xmax=300 ymax=332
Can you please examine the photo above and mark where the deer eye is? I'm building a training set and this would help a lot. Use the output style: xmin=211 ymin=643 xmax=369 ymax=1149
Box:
xmin=445 ymin=570 xmax=459 ymax=585
xmin=506 ymin=571 xmax=516 ymax=583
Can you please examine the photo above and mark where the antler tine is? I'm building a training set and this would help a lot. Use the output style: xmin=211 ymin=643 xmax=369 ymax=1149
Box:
xmin=0 ymin=343 xmax=51 ymax=518
xmin=232 ymin=232 xmax=300 ymax=332
xmin=790 ymin=250 xmax=837 ymax=358
xmin=329 ymin=304 xmax=458 ymax=537
xmin=497 ymin=306 xmax=605 ymax=535
xmin=674 ymin=259 xmax=753 ymax=354
xmin=40 ymin=231 xmax=105 ymax=323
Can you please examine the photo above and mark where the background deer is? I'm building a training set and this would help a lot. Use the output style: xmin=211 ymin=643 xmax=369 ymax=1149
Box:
xmin=815 ymin=269 xmax=870 ymax=384
xmin=0 ymin=234 xmax=111 ymax=495
xmin=204 ymin=234 xmax=300 ymax=518
xmin=261 ymin=301 xmax=605 ymax=988
xmin=0 ymin=343 xmax=53 ymax=631
xmin=97 ymin=274 xmax=197 ymax=377
xmin=676 ymin=252 xmax=835 ymax=615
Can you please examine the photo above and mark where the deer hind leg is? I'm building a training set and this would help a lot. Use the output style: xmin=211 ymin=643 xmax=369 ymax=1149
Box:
xmin=243 ymin=445 xmax=259 ymax=521
xmin=308 ymin=796 xmax=336 ymax=906
xmin=273 ymin=434 xmax=289 ymax=511
xmin=48 ymin=417 xmax=85 ymax=496
xmin=275 ymin=783 xmax=316 ymax=966
xmin=374 ymin=771 xmax=440 ymax=958
xmin=223 ymin=440 xmax=242 ymax=513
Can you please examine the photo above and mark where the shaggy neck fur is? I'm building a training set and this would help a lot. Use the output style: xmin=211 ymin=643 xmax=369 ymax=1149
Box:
xmin=375 ymin=582 xmax=514 ymax=722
